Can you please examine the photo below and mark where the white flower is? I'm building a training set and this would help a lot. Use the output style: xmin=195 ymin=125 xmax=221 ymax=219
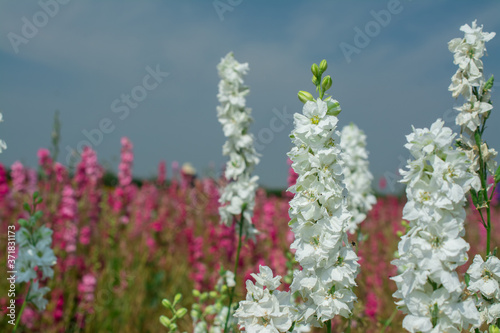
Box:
xmin=402 ymin=288 xmax=478 ymax=333
xmin=340 ymin=123 xmax=377 ymax=234
xmin=28 ymin=281 xmax=51 ymax=311
xmin=15 ymin=208 xmax=57 ymax=310
xmin=293 ymin=100 xmax=337 ymax=147
xmin=216 ymin=52 xmax=260 ymax=238
xmin=449 ymin=20 xmax=496 ymax=176
xmin=468 ymin=255 xmax=500 ymax=299
xmin=235 ymin=266 xmax=294 ymax=333
xmin=15 ymin=252 xmax=37 ymax=283
xmin=454 ymin=96 xmax=493 ymax=132
xmin=448 ymin=20 xmax=495 ymax=85
xmin=467 ymin=254 xmax=500 ymax=325
xmin=251 ymin=265 xmax=283 ymax=291
xmin=287 ymin=98 xmax=359 ymax=327
xmin=393 ymin=119 xmax=480 ymax=332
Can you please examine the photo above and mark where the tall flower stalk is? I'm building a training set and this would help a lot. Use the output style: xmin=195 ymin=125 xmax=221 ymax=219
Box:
xmin=393 ymin=119 xmax=480 ymax=332
xmin=449 ymin=20 xmax=500 ymax=330
xmin=289 ymin=61 xmax=359 ymax=329
xmin=236 ymin=60 xmax=359 ymax=332
xmin=14 ymin=192 xmax=57 ymax=332
xmin=449 ymin=20 xmax=497 ymax=257
xmin=216 ymin=52 xmax=260 ymax=333
xmin=340 ymin=123 xmax=376 ymax=235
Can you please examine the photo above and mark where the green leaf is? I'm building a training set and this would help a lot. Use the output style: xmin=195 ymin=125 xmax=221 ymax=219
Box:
xmin=475 ymin=131 xmax=482 ymax=148
xmin=465 ymin=272 xmax=470 ymax=286
xmin=33 ymin=210 xmax=43 ymax=220
xmin=23 ymin=202 xmax=31 ymax=214
xmin=484 ymin=75 xmax=494 ymax=92
xmin=470 ymin=188 xmax=479 ymax=207
xmin=470 ymin=188 xmax=484 ymax=208
xmin=495 ymin=165 xmax=500 ymax=183
xmin=18 ymin=219 xmax=29 ymax=228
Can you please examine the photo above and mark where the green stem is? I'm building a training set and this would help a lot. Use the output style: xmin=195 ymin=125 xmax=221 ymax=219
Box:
xmin=223 ymin=212 xmax=245 ymax=333
xmin=379 ymin=308 xmax=398 ymax=333
xmin=487 ymin=204 xmax=491 ymax=256
xmin=474 ymin=130 xmax=492 ymax=256
xmin=326 ymin=320 xmax=331 ymax=333
xmin=13 ymin=283 xmax=31 ymax=333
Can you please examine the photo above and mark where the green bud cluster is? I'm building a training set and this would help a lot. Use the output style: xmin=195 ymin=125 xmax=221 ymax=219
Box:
xmin=298 ymin=59 xmax=340 ymax=117
xmin=159 ymin=293 xmax=188 ymax=332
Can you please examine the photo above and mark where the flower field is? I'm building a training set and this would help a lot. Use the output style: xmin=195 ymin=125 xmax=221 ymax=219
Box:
xmin=0 ymin=152 xmax=499 ymax=332
xmin=1 ymin=16 xmax=500 ymax=333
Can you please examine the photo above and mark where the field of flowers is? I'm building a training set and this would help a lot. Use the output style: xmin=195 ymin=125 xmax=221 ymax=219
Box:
xmin=0 ymin=150 xmax=498 ymax=332
xmin=1 ymin=19 xmax=500 ymax=333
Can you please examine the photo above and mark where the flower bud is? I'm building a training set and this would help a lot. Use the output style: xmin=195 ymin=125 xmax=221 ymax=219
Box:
xmin=312 ymin=75 xmax=320 ymax=86
xmin=326 ymin=98 xmax=341 ymax=116
xmin=161 ymin=299 xmax=172 ymax=309
xmin=311 ymin=63 xmax=320 ymax=78
xmin=192 ymin=289 xmax=200 ymax=298
xmin=298 ymin=91 xmax=314 ymax=103
xmin=191 ymin=309 xmax=199 ymax=319
xmin=159 ymin=315 xmax=171 ymax=327
xmin=322 ymin=75 xmax=332 ymax=92
xmin=173 ymin=293 xmax=182 ymax=305
xmin=490 ymin=324 xmax=500 ymax=333
xmin=209 ymin=291 xmax=218 ymax=298
xmin=319 ymin=59 xmax=327 ymax=74
xmin=176 ymin=308 xmax=188 ymax=318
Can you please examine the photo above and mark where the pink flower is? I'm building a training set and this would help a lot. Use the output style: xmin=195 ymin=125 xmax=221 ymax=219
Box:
xmin=78 ymin=273 xmax=97 ymax=303
xmin=378 ymin=176 xmax=387 ymax=190
xmin=54 ymin=162 xmax=68 ymax=183
xmin=37 ymin=148 xmax=53 ymax=177
xmin=79 ymin=226 xmax=91 ymax=245
xmin=158 ymin=160 xmax=167 ymax=185
xmin=364 ymin=292 xmax=379 ymax=320
xmin=20 ymin=305 xmax=37 ymax=329
xmin=0 ymin=163 xmax=9 ymax=199
xmin=118 ymin=137 xmax=134 ymax=187
xmin=11 ymin=161 xmax=26 ymax=193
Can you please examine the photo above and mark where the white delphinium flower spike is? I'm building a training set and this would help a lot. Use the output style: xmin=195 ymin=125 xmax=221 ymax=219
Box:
xmin=467 ymin=255 xmax=500 ymax=326
xmin=237 ymin=60 xmax=350 ymax=331
xmin=340 ymin=123 xmax=377 ymax=234
xmin=288 ymin=97 xmax=359 ymax=327
xmin=216 ymin=52 xmax=260 ymax=239
xmin=0 ymin=112 xmax=6 ymax=153
xmin=449 ymin=20 xmax=497 ymax=175
xmin=392 ymin=119 xmax=481 ymax=332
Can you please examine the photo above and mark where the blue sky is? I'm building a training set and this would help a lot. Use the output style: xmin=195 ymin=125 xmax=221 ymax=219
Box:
xmin=1 ymin=0 xmax=499 ymax=191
